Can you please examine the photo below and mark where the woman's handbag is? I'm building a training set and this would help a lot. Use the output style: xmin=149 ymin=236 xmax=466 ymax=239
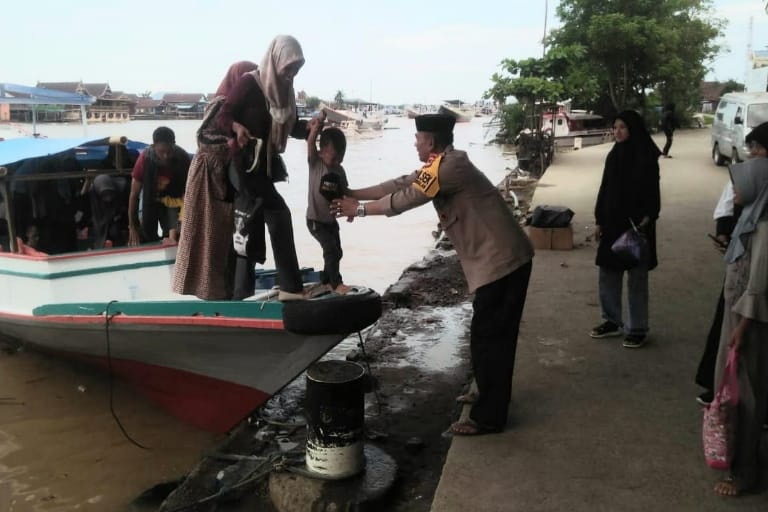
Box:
xmin=611 ymin=219 xmax=648 ymax=268
xmin=702 ymin=346 xmax=739 ymax=470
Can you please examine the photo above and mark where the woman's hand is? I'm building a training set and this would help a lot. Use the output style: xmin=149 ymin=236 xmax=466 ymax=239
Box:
xmin=331 ymin=196 xmax=359 ymax=218
xmin=232 ymin=121 xmax=253 ymax=148
xmin=728 ymin=317 xmax=750 ymax=351
xmin=593 ymin=224 xmax=602 ymax=241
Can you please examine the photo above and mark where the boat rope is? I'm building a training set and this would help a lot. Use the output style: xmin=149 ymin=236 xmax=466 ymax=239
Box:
xmin=163 ymin=452 xmax=287 ymax=512
xmin=356 ymin=330 xmax=383 ymax=416
xmin=104 ymin=300 xmax=150 ymax=450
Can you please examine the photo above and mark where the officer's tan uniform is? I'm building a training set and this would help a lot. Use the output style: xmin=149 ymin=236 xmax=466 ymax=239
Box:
xmin=370 ymin=146 xmax=533 ymax=292
xmin=368 ymin=145 xmax=534 ymax=432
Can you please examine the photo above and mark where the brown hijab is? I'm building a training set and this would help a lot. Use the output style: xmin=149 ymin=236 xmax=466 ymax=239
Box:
xmin=215 ymin=61 xmax=258 ymax=98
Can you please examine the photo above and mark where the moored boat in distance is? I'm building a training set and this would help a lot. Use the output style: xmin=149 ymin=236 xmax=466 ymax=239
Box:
xmin=321 ymin=106 xmax=386 ymax=138
xmin=438 ymin=100 xmax=474 ymax=123
xmin=0 ymin=136 xmax=381 ymax=433
xmin=541 ymin=104 xmax=612 ymax=149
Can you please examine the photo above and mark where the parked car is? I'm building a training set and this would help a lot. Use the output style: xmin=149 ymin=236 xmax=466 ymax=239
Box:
xmin=711 ymin=92 xmax=768 ymax=165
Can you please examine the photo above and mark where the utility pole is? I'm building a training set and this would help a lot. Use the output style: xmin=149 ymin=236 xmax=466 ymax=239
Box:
xmin=746 ymin=15 xmax=753 ymax=91
xmin=543 ymin=0 xmax=548 ymax=57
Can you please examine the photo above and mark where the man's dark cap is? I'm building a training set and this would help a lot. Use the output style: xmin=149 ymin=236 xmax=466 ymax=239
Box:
xmin=415 ymin=114 xmax=455 ymax=134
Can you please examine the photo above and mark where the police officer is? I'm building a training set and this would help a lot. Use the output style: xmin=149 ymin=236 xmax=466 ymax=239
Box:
xmin=332 ymin=114 xmax=534 ymax=435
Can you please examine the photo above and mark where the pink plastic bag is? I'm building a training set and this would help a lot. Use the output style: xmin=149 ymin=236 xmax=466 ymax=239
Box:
xmin=702 ymin=347 xmax=739 ymax=470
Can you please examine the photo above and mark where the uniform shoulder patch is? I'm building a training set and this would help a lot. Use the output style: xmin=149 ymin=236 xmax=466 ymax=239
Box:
xmin=411 ymin=153 xmax=442 ymax=198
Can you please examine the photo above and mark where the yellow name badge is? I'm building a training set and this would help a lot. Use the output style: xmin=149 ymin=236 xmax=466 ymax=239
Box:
xmin=412 ymin=153 xmax=442 ymax=198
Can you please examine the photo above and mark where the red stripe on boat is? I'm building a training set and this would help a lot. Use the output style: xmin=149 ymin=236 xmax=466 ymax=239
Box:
xmin=0 ymin=311 xmax=284 ymax=329
xmin=59 ymin=350 xmax=269 ymax=433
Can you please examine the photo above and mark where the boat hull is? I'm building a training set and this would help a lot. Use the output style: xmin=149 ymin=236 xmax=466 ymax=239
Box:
xmin=0 ymin=310 xmax=345 ymax=432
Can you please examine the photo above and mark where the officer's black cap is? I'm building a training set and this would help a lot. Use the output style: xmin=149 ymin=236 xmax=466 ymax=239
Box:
xmin=415 ymin=114 xmax=456 ymax=134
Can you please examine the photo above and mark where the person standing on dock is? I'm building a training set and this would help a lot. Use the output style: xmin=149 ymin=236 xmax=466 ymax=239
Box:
xmin=661 ymin=103 xmax=679 ymax=158
xmin=332 ymin=114 xmax=534 ymax=436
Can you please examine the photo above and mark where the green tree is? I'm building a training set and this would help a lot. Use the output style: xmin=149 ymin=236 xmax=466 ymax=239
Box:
xmin=720 ymin=79 xmax=744 ymax=95
xmin=334 ymin=90 xmax=345 ymax=108
xmin=305 ymin=96 xmax=321 ymax=110
xmin=485 ymin=45 xmax=597 ymax=138
xmin=551 ymin=0 xmax=723 ymax=113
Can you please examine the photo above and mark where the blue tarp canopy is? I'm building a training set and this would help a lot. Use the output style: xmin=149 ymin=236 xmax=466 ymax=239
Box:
xmin=0 ymin=83 xmax=96 ymax=105
xmin=0 ymin=137 xmax=109 ymax=167
xmin=0 ymin=137 xmax=149 ymax=169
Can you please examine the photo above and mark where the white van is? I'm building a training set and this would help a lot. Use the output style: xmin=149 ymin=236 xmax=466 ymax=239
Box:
xmin=711 ymin=92 xmax=768 ymax=165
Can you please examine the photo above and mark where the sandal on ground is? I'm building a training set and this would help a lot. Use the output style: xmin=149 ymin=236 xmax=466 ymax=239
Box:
xmin=714 ymin=476 xmax=743 ymax=497
xmin=455 ymin=392 xmax=478 ymax=404
xmin=449 ymin=419 xmax=501 ymax=436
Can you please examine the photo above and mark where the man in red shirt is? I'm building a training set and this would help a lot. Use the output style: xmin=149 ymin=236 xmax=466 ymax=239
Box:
xmin=128 ymin=126 xmax=190 ymax=245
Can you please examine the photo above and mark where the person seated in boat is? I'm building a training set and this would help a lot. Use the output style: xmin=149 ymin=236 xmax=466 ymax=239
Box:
xmin=88 ymin=174 xmax=130 ymax=248
xmin=128 ymin=127 xmax=190 ymax=245
xmin=305 ymin=114 xmax=352 ymax=294
xmin=331 ymin=114 xmax=534 ymax=437
xmin=15 ymin=223 xmax=47 ymax=256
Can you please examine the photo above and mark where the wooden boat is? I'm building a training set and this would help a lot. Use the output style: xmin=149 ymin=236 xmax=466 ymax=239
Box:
xmin=438 ymin=101 xmax=474 ymax=123
xmin=321 ymin=106 xmax=385 ymax=138
xmin=540 ymin=106 xmax=612 ymax=148
xmin=0 ymin=136 xmax=380 ymax=433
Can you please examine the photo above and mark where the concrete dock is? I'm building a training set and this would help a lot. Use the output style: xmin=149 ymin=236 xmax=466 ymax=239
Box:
xmin=431 ymin=128 xmax=768 ymax=511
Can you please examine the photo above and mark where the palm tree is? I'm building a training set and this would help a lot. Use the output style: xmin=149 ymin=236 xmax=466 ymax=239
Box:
xmin=334 ymin=90 xmax=345 ymax=108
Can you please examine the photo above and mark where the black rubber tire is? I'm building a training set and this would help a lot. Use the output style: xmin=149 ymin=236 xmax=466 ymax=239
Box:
xmin=282 ymin=287 xmax=382 ymax=335
xmin=712 ymin=143 xmax=725 ymax=166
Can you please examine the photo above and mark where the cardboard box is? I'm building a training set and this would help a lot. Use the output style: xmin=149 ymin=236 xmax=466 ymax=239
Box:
xmin=527 ymin=224 xmax=574 ymax=250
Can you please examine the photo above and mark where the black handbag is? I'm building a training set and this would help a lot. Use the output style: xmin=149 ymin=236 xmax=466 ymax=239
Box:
xmin=611 ymin=219 xmax=648 ymax=268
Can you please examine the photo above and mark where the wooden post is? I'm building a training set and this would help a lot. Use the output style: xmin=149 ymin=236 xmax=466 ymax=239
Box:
xmin=0 ymin=169 xmax=17 ymax=253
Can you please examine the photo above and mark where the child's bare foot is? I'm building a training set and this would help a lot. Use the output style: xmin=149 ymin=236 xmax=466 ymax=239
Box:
xmin=334 ymin=284 xmax=352 ymax=295
xmin=714 ymin=477 xmax=741 ymax=497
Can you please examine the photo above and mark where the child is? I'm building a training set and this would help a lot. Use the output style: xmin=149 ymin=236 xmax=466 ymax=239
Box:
xmin=306 ymin=114 xmax=351 ymax=294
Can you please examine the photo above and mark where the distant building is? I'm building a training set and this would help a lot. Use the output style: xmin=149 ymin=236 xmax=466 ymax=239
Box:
xmin=161 ymin=93 xmax=206 ymax=119
xmin=132 ymin=98 xmax=170 ymax=119
xmin=700 ymin=81 xmax=727 ymax=112
xmin=0 ymin=104 xmax=9 ymax=121
xmin=29 ymin=82 xmax=133 ymax=123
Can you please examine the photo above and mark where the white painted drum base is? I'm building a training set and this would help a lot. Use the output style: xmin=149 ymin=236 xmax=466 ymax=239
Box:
xmin=306 ymin=439 xmax=365 ymax=479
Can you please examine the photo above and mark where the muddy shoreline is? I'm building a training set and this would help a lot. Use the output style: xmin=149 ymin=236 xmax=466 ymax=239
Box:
xmin=151 ymin=249 xmax=472 ymax=512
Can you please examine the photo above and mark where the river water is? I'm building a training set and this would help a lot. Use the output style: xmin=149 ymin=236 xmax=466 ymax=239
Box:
xmin=0 ymin=115 xmax=513 ymax=511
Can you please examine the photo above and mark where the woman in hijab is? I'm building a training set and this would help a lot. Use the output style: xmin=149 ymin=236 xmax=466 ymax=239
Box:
xmin=589 ymin=110 xmax=661 ymax=348
xmin=214 ymin=35 xmax=309 ymax=301
xmin=694 ymin=124 xmax=768 ymax=406
xmin=173 ymin=60 xmax=257 ymax=300
xmin=710 ymin=132 xmax=768 ymax=497
xmin=90 ymin=174 xmax=129 ymax=248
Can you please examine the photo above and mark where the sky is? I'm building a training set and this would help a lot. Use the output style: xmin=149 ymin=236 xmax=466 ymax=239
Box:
xmin=2 ymin=0 xmax=767 ymax=105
